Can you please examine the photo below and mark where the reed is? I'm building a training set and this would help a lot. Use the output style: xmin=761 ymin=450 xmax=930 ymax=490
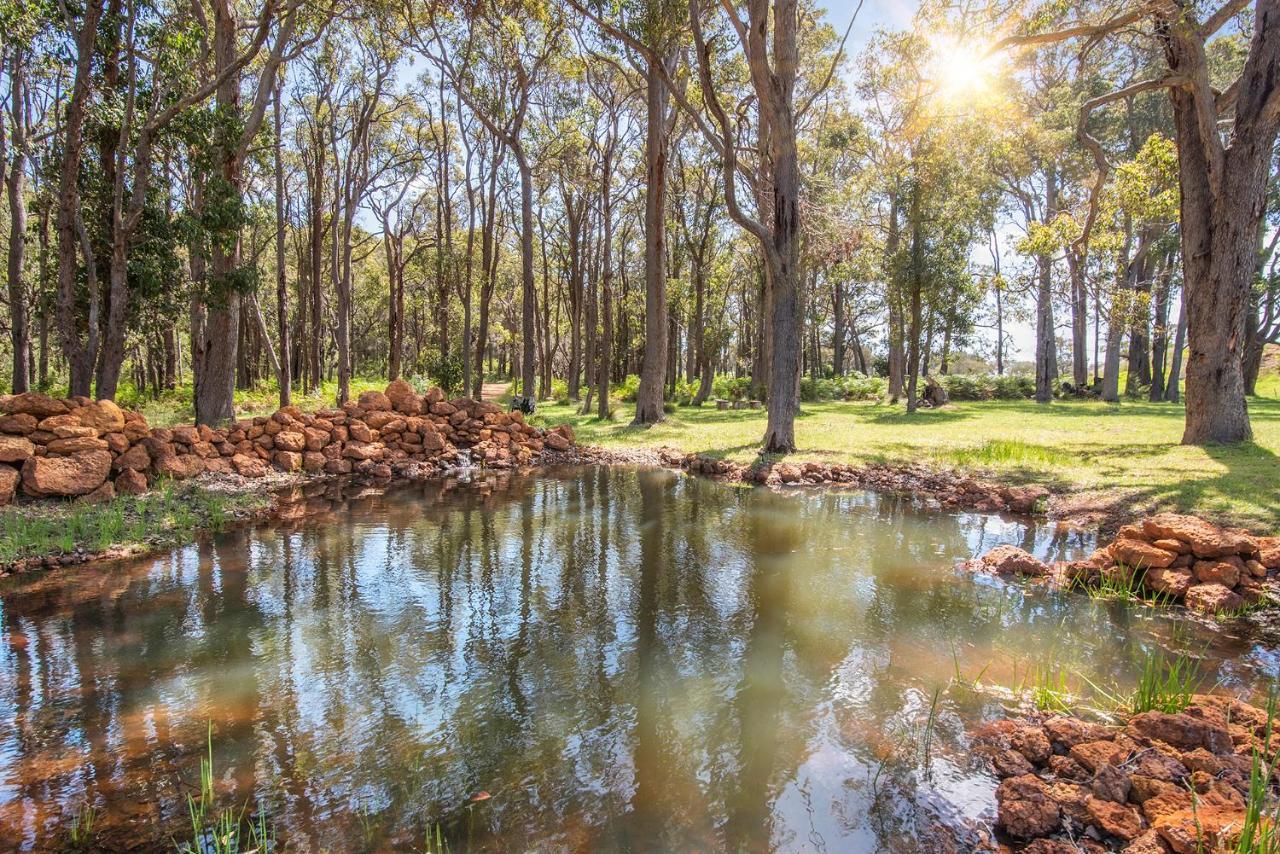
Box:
xmin=1129 ymin=649 xmax=1201 ymax=715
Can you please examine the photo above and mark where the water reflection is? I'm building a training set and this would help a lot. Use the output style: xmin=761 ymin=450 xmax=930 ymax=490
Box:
xmin=0 ymin=466 xmax=1269 ymax=851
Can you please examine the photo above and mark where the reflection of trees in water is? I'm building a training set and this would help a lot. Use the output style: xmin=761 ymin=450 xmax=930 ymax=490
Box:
xmin=0 ymin=468 xmax=1260 ymax=851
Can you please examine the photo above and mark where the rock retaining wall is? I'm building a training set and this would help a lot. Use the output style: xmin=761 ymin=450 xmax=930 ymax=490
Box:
xmin=976 ymin=695 xmax=1277 ymax=852
xmin=0 ymin=380 xmax=576 ymax=505
xmin=961 ymin=513 xmax=1280 ymax=614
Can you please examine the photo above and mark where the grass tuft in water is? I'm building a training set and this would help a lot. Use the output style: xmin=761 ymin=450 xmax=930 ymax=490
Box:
xmin=67 ymin=803 xmax=96 ymax=848
xmin=179 ymin=723 xmax=272 ymax=854
xmin=1023 ymin=662 xmax=1073 ymax=713
xmin=1129 ymin=648 xmax=1202 ymax=715
xmin=1083 ymin=565 xmax=1173 ymax=608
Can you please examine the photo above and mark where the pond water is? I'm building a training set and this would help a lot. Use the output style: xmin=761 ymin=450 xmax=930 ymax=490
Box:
xmin=0 ymin=465 xmax=1276 ymax=852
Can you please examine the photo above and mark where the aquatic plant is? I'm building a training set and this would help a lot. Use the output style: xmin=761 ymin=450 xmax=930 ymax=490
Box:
xmin=1021 ymin=662 xmax=1072 ymax=713
xmin=1129 ymin=649 xmax=1202 ymax=715
xmin=67 ymin=803 xmax=96 ymax=848
xmin=179 ymin=723 xmax=273 ymax=854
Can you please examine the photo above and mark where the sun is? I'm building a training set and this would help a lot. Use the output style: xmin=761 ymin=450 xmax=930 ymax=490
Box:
xmin=928 ymin=36 xmax=1001 ymax=102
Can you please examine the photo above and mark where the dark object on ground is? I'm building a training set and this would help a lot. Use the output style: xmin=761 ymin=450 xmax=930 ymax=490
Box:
xmin=510 ymin=395 xmax=537 ymax=414
xmin=923 ymin=375 xmax=949 ymax=407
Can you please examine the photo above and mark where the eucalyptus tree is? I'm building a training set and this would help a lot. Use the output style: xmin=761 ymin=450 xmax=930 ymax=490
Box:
xmin=410 ymin=0 xmax=566 ymax=406
xmin=191 ymin=0 xmax=331 ymax=425
xmin=999 ymin=0 xmax=1280 ymax=443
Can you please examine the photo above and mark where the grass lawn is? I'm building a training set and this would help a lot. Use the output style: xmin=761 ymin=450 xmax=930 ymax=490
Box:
xmin=531 ymin=371 xmax=1280 ymax=533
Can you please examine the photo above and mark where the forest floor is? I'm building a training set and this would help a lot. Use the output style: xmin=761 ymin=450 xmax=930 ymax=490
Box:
xmin=530 ymin=369 xmax=1280 ymax=533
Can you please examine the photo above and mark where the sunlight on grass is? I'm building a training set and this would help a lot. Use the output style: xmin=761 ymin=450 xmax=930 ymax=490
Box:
xmin=939 ymin=439 xmax=1073 ymax=470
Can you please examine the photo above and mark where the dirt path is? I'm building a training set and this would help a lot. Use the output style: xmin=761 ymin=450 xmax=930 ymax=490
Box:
xmin=480 ymin=381 xmax=509 ymax=403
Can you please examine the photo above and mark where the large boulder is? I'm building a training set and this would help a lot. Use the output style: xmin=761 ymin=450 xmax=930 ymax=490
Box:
xmin=0 ymin=413 xmax=37 ymax=434
xmin=1126 ymin=711 xmax=1233 ymax=754
xmin=0 ymin=435 xmax=35 ymax=464
xmin=75 ymin=399 xmax=126 ymax=434
xmin=357 ymin=390 xmax=392 ymax=412
xmin=980 ymin=544 xmax=1050 ymax=577
xmin=21 ymin=450 xmax=112 ymax=497
xmin=1142 ymin=513 xmax=1254 ymax=559
xmin=996 ymin=774 xmax=1061 ymax=838
xmin=1192 ymin=559 xmax=1241 ymax=588
xmin=1184 ymin=582 xmax=1244 ymax=615
xmin=1143 ymin=566 xmax=1193 ymax=600
xmin=385 ymin=379 xmax=423 ymax=415
xmin=1 ymin=392 xmax=69 ymax=418
xmin=1109 ymin=538 xmax=1177 ymax=569
xmin=114 ymin=468 xmax=148 ymax=496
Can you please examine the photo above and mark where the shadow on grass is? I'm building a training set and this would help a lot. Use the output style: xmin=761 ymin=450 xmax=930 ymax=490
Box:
xmin=1074 ymin=440 xmax=1280 ymax=532
xmin=862 ymin=407 xmax=972 ymax=426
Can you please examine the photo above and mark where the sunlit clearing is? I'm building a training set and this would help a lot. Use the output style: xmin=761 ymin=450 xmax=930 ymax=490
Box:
xmin=928 ymin=36 xmax=1001 ymax=102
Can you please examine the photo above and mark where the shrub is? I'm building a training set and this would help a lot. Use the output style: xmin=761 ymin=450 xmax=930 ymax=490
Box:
xmin=839 ymin=372 xmax=886 ymax=401
xmin=940 ymin=373 xmax=1035 ymax=401
xmin=414 ymin=354 xmax=464 ymax=395
xmin=549 ymin=378 xmax=570 ymax=404
xmin=671 ymin=379 xmax=700 ymax=406
xmin=613 ymin=374 xmax=641 ymax=402
xmin=712 ymin=374 xmax=753 ymax=401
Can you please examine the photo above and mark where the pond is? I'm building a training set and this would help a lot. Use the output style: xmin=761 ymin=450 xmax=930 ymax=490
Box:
xmin=0 ymin=466 xmax=1275 ymax=851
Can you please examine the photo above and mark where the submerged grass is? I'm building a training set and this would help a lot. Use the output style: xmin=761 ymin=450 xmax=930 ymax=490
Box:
xmin=0 ymin=481 xmax=267 ymax=566
xmin=1130 ymin=648 xmax=1202 ymax=714
xmin=179 ymin=724 xmax=272 ymax=854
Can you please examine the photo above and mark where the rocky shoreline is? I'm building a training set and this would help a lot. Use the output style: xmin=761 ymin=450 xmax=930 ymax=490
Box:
xmin=961 ymin=513 xmax=1280 ymax=615
xmin=975 ymin=694 xmax=1278 ymax=852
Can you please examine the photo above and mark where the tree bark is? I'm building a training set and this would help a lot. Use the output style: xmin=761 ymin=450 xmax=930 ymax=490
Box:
xmin=4 ymin=48 xmax=30 ymax=393
xmin=633 ymin=52 xmax=674 ymax=425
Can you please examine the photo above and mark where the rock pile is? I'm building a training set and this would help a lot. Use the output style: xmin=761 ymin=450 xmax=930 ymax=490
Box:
xmin=675 ymin=452 xmax=1051 ymax=514
xmin=976 ymin=695 xmax=1278 ymax=852
xmin=0 ymin=379 xmax=576 ymax=504
xmin=961 ymin=513 xmax=1280 ymax=615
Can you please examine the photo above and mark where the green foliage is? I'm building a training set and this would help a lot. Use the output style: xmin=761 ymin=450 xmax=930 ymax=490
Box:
xmin=712 ymin=374 xmax=753 ymax=401
xmin=1235 ymin=687 xmax=1280 ymax=854
xmin=800 ymin=372 xmax=889 ymax=402
xmin=941 ymin=374 xmax=1036 ymax=401
xmin=550 ymin=378 xmax=570 ymax=404
xmin=416 ymin=354 xmax=464 ymax=396
xmin=1129 ymin=649 xmax=1201 ymax=715
xmin=613 ymin=374 xmax=642 ymax=402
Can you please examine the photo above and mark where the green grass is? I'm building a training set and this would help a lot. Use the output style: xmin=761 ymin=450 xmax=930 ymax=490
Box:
xmin=530 ymin=380 xmax=1280 ymax=533
xmin=1130 ymin=648 xmax=1201 ymax=714
xmin=0 ymin=481 xmax=266 ymax=565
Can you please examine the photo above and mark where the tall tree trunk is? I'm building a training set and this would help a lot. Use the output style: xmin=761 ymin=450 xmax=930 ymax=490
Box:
xmin=1034 ymin=165 xmax=1058 ymax=404
xmin=55 ymin=0 xmax=105 ymax=398
xmin=274 ymin=77 xmax=291 ymax=406
xmin=5 ymin=49 xmax=30 ymax=393
xmin=516 ymin=147 xmax=537 ymax=401
xmin=1166 ymin=289 xmax=1187 ymax=403
xmin=1162 ymin=6 xmax=1280 ymax=443
xmin=633 ymin=53 xmax=673 ymax=425
xmin=885 ymin=192 xmax=904 ymax=401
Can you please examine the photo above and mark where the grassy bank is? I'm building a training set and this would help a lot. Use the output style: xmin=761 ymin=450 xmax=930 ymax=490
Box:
xmin=0 ymin=481 xmax=270 ymax=568
xmin=531 ymin=378 xmax=1280 ymax=533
